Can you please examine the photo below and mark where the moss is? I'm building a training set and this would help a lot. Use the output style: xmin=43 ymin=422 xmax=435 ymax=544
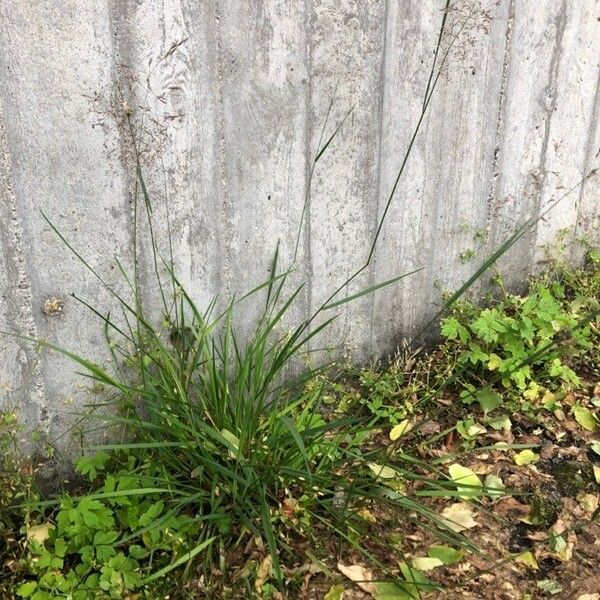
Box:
xmin=549 ymin=460 xmax=596 ymax=497
xmin=529 ymin=487 xmax=562 ymax=529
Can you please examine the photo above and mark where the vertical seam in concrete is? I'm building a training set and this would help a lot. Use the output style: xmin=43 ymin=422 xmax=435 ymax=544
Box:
xmin=530 ymin=0 xmax=567 ymax=253
xmin=303 ymin=0 xmax=313 ymax=322
xmin=573 ymin=62 xmax=600 ymax=240
xmin=214 ymin=2 xmax=232 ymax=299
xmin=0 ymin=110 xmax=49 ymax=432
xmin=368 ymin=0 xmax=389 ymax=352
xmin=107 ymin=0 xmax=140 ymax=284
xmin=484 ymin=0 xmax=514 ymax=239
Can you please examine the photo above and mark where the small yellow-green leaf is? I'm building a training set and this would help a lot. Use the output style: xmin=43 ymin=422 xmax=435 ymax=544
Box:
xmin=483 ymin=474 xmax=505 ymax=498
xmin=466 ymin=423 xmax=486 ymax=437
xmin=487 ymin=354 xmax=502 ymax=371
xmin=389 ymin=419 xmax=412 ymax=441
xmin=572 ymin=405 xmax=598 ymax=432
xmin=324 ymin=584 xmax=345 ymax=600
xmin=488 ymin=416 xmax=512 ymax=431
xmin=515 ymin=551 xmax=538 ymax=569
xmin=412 ymin=556 xmax=444 ymax=571
xmin=368 ymin=463 xmax=400 ymax=480
xmin=427 ymin=545 xmax=463 ymax=565
xmin=537 ymin=579 xmax=562 ymax=595
xmin=514 ymin=449 xmax=539 ymax=466
xmin=448 ymin=463 xmax=482 ymax=500
xmin=593 ymin=465 xmax=600 ymax=484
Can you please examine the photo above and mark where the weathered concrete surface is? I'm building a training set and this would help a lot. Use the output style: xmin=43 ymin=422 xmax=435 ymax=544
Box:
xmin=0 ymin=0 xmax=599 ymax=449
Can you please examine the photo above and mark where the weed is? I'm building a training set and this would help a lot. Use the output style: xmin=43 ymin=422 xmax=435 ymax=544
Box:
xmin=440 ymin=252 xmax=600 ymax=414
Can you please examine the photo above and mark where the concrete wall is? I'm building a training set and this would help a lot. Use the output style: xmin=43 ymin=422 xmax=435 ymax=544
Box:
xmin=1 ymin=0 xmax=599 ymax=446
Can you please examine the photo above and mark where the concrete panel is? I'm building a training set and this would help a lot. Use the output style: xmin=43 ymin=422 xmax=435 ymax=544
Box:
xmin=0 ymin=0 xmax=598 ymax=449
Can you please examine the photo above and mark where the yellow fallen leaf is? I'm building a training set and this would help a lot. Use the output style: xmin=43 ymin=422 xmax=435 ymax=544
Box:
xmin=26 ymin=523 xmax=55 ymax=544
xmin=368 ymin=463 xmax=399 ymax=480
xmin=578 ymin=492 xmax=599 ymax=515
xmin=515 ymin=551 xmax=538 ymax=569
xmin=466 ymin=423 xmax=486 ymax=437
xmin=513 ymin=449 xmax=539 ymax=465
xmin=337 ymin=563 xmax=375 ymax=595
xmin=412 ymin=556 xmax=444 ymax=571
xmin=439 ymin=502 xmax=478 ymax=532
xmin=448 ymin=464 xmax=482 ymax=500
xmin=593 ymin=465 xmax=600 ymax=484
xmin=576 ymin=595 xmax=600 ymax=600
xmin=389 ymin=419 xmax=412 ymax=441
xmin=255 ymin=555 xmax=272 ymax=593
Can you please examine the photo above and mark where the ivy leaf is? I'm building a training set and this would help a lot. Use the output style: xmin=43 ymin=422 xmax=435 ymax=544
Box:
xmin=441 ymin=317 xmax=470 ymax=343
xmin=471 ymin=309 xmax=507 ymax=343
xmin=77 ymin=497 xmax=114 ymax=529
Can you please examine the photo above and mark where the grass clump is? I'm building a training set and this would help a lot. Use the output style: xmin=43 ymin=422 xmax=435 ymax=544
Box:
xmin=2 ymin=253 xmax=598 ymax=598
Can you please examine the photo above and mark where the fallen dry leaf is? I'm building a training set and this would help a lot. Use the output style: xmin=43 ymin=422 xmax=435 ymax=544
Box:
xmin=26 ymin=523 xmax=54 ymax=544
xmin=494 ymin=497 xmax=531 ymax=520
xmin=439 ymin=502 xmax=478 ymax=532
xmin=337 ymin=563 xmax=376 ymax=595
xmin=255 ymin=555 xmax=273 ymax=593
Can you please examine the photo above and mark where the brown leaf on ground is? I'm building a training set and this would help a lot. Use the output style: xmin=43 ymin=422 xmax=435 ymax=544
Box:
xmin=493 ymin=497 xmax=531 ymax=520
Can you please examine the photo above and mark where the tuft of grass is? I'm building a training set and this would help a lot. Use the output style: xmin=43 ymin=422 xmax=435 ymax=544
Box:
xmin=5 ymin=3 xmax=599 ymax=598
